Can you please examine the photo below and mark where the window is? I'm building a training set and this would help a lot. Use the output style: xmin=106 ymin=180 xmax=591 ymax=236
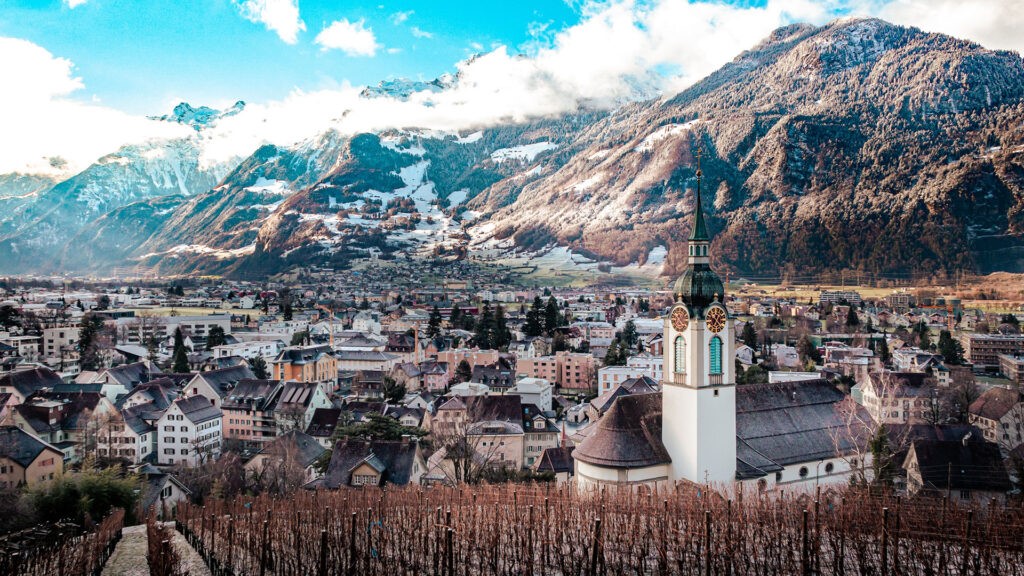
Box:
xmin=775 ymin=472 xmax=782 ymax=482
xmin=799 ymin=467 xmax=809 ymax=478
xmin=674 ymin=336 xmax=686 ymax=374
xmin=824 ymin=463 xmax=834 ymax=474
xmin=709 ymin=336 xmax=723 ymax=375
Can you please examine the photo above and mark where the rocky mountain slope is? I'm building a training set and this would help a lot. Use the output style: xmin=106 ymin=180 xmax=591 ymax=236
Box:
xmin=0 ymin=102 xmax=244 ymax=273
xmin=472 ymin=19 xmax=1024 ymax=277
xmin=2 ymin=18 xmax=1023 ymax=279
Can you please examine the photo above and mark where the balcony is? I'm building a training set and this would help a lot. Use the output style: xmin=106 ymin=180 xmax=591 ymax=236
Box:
xmin=707 ymin=374 xmax=723 ymax=386
xmin=669 ymin=372 xmax=687 ymax=385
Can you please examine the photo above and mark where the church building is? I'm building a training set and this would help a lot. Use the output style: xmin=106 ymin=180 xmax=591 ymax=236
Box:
xmin=573 ymin=159 xmax=868 ymax=493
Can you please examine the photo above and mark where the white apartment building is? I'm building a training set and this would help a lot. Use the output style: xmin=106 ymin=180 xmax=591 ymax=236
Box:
xmin=156 ymin=396 xmax=223 ymax=467
xmin=597 ymin=365 xmax=647 ymax=395
xmin=211 ymin=340 xmax=283 ymax=360
xmin=42 ymin=326 xmax=79 ymax=359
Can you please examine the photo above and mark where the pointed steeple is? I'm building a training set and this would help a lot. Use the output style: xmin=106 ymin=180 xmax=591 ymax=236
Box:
xmin=688 ymin=146 xmax=709 ymax=242
xmin=673 ymin=144 xmax=724 ymax=310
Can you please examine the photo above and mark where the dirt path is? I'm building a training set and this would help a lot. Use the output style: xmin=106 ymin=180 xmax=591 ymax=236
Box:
xmin=164 ymin=522 xmax=211 ymax=576
xmin=100 ymin=525 xmax=149 ymax=576
xmin=100 ymin=522 xmax=212 ymax=576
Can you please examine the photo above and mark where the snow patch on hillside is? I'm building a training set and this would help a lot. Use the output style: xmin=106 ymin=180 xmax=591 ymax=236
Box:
xmin=570 ymin=173 xmax=606 ymax=194
xmin=634 ymin=120 xmax=700 ymax=153
xmin=457 ymin=131 xmax=483 ymax=144
xmin=139 ymin=243 xmax=254 ymax=259
xmin=491 ymin=142 xmax=557 ymax=164
xmin=244 ymin=177 xmax=291 ymax=195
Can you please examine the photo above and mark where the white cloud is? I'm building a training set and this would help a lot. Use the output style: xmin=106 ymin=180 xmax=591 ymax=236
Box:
xmin=389 ymin=10 xmax=413 ymax=25
xmin=12 ymin=0 xmax=1023 ymax=179
xmin=315 ymin=18 xmax=380 ymax=57
xmin=877 ymin=0 xmax=1024 ymax=54
xmin=0 ymin=37 xmax=191 ymax=176
xmin=410 ymin=26 xmax=433 ymax=39
xmin=235 ymin=0 xmax=305 ymax=44
xmin=64 ymin=0 xmax=88 ymax=8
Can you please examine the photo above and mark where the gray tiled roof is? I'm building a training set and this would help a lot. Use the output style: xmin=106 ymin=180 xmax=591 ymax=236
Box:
xmin=574 ymin=392 xmax=669 ymax=468
xmin=735 ymin=380 xmax=870 ymax=478
xmin=0 ymin=425 xmax=61 ymax=467
xmin=174 ymin=395 xmax=222 ymax=424
xmin=320 ymin=438 xmax=420 ymax=488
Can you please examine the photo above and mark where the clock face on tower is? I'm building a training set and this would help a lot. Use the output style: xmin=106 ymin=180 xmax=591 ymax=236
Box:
xmin=670 ymin=306 xmax=689 ymax=331
xmin=705 ymin=306 xmax=727 ymax=333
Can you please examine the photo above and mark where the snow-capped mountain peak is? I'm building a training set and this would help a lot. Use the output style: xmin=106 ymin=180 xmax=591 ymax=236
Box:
xmin=150 ymin=100 xmax=246 ymax=131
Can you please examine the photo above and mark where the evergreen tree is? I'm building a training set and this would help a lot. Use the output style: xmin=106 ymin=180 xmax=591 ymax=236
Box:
xmin=869 ymin=424 xmax=895 ymax=489
xmin=77 ymin=313 xmax=107 ymax=371
xmin=283 ymin=296 xmax=294 ymax=321
xmin=454 ymin=359 xmax=472 ymax=383
xmin=740 ymin=322 xmax=758 ymax=350
xmin=622 ymin=320 xmax=638 ymax=350
xmin=937 ymin=330 xmax=964 ymax=364
xmin=604 ymin=341 xmax=626 ymax=366
xmin=877 ymin=337 xmax=891 ymax=365
xmin=916 ymin=321 xmax=932 ymax=350
xmin=249 ymin=356 xmax=269 ymax=379
xmin=171 ymin=327 xmax=190 ymax=373
xmin=544 ymin=296 xmax=560 ymax=334
xmin=492 ymin=305 xmax=512 ymax=350
xmin=523 ymin=296 xmax=544 ymax=337
xmin=450 ymin=303 xmax=462 ymax=327
xmin=846 ymin=306 xmax=860 ymax=327
xmin=474 ymin=302 xmax=494 ymax=349
xmin=427 ymin=305 xmax=443 ymax=338
xmin=0 ymin=304 xmax=21 ymax=329
xmin=206 ymin=325 xmax=227 ymax=349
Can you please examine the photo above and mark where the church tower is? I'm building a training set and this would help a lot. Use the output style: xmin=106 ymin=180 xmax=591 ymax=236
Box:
xmin=661 ymin=151 xmax=737 ymax=485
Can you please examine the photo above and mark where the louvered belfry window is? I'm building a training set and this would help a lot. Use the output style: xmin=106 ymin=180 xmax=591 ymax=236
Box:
xmin=709 ymin=336 xmax=723 ymax=375
xmin=674 ymin=336 xmax=685 ymax=374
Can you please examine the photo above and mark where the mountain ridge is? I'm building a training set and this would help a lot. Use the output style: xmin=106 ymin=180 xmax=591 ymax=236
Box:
xmin=2 ymin=17 xmax=1023 ymax=280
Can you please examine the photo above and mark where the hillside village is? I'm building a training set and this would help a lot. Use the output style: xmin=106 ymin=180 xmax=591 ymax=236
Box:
xmin=1 ymin=263 xmax=1023 ymax=529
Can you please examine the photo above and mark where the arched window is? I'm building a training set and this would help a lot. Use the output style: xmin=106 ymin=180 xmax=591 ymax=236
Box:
xmin=674 ymin=336 xmax=686 ymax=374
xmin=709 ymin=336 xmax=723 ymax=375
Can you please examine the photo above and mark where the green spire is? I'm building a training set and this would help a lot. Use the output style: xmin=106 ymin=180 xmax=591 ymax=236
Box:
xmin=688 ymin=147 xmax=709 ymax=242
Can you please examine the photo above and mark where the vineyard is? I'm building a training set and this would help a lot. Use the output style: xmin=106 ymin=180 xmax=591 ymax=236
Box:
xmin=176 ymin=484 xmax=1024 ymax=576
xmin=0 ymin=508 xmax=124 ymax=576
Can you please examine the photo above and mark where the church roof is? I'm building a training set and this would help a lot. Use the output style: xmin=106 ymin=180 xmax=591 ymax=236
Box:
xmin=574 ymin=392 xmax=670 ymax=469
xmin=735 ymin=379 xmax=870 ymax=479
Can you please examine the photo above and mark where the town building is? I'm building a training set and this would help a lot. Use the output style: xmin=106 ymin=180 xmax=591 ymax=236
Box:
xmin=998 ymin=353 xmax=1024 ymax=386
xmin=515 ymin=351 xmax=595 ymax=391
xmin=271 ymin=345 xmax=339 ymax=387
xmin=858 ymin=371 xmax=937 ymax=425
xmin=156 ymin=396 xmax=222 ymax=467
xmin=316 ymin=437 xmax=425 ymax=488
xmin=221 ymin=379 xmax=283 ymax=450
xmin=959 ymin=333 xmax=1024 ymax=368
xmin=0 ymin=425 xmax=64 ymax=488
xmin=819 ymin=290 xmax=863 ymax=306
xmin=968 ymin=387 xmax=1024 ymax=452
xmin=903 ymin=438 xmax=1011 ymax=504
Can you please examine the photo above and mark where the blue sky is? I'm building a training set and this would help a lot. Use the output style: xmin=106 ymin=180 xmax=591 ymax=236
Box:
xmin=1 ymin=0 xmax=587 ymax=114
xmin=0 ymin=0 xmax=1020 ymax=175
